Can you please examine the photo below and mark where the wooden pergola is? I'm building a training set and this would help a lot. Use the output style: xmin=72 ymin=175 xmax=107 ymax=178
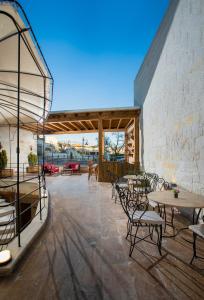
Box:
xmin=22 ymin=107 xmax=140 ymax=181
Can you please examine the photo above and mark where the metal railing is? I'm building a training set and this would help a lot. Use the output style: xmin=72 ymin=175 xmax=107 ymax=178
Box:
xmin=0 ymin=173 xmax=47 ymax=249
xmin=39 ymin=156 xmax=98 ymax=166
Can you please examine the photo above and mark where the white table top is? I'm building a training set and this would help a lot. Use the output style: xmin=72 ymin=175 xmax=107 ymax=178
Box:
xmin=149 ymin=190 xmax=204 ymax=208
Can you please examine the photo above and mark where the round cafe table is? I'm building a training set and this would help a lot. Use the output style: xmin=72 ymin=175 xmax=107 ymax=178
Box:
xmin=148 ymin=190 xmax=204 ymax=237
xmin=148 ymin=190 xmax=204 ymax=209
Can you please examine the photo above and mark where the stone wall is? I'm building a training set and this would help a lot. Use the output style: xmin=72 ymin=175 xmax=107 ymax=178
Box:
xmin=0 ymin=126 xmax=37 ymax=170
xmin=134 ymin=0 xmax=204 ymax=194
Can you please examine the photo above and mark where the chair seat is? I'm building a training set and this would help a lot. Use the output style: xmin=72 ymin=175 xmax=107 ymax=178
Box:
xmin=132 ymin=210 xmax=164 ymax=225
xmin=189 ymin=224 xmax=204 ymax=238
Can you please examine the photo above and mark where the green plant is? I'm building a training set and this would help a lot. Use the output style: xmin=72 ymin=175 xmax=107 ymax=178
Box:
xmin=0 ymin=149 xmax=8 ymax=170
xmin=28 ymin=152 xmax=38 ymax=166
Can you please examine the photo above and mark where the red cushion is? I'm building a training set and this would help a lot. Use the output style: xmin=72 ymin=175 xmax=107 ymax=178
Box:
xmin=43 ymin=163 xmax=59 ymax=173
xmin=68 ymin=163 xmax=80 ymax=171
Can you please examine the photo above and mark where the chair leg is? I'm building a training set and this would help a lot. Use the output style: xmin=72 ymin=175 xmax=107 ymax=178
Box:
xmin=190 ymin=232 xmax=197 ymax=264
xmin=115 ymin=191 xmax=118 ymax=203
xmin=171 ymin=207 xmax=175 ymax=228
xmin=155 ymin=225 xmax=162 ymax=256
xmin=159 ymin=225 xmax=163 ymax=255
xmin=129 ymin=224 xmax=139 ymax=257
xmin=149 ymin=225 xmax=153 ymax=240
xmin=111 ymin=185 xmax=114 ymax=199
xmin=163 ymin=206 xmax=167 ymax=232
xmin=126 ymin=220 xmax=131 ymax=239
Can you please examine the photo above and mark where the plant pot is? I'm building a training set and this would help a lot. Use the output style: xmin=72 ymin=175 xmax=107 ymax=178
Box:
xmin=26 ymin=165 xmax=40 ymax=173
xmin=0 ymin=168 xmax=14 ymax=178
xmin=174 ymin=193 xmax=178 ymax=198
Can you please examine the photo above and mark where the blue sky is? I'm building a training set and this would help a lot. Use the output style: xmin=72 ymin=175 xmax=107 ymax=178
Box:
xmin=21 ymin=0 xmax=169 ymax=110
xmin=21 ymin=0 xmax=169 ymax=144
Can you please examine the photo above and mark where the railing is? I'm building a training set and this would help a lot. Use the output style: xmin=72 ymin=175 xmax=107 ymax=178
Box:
xmin=99 ymin=160 xmax=140 ymax=182
xmin=39 ymin=154 xmax=125 ymax=166
xmin=0 ymin=173 xmax=47 ymax=249
xmin=39 ymin=156 xmax=98 ymax=166
xmin=0 ymin=162 xmax=38 ymax=182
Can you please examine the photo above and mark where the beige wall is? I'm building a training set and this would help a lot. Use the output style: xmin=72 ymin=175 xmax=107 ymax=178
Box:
xmin=134 ymin=0 xmax=204 ymax=194
xmin=0 ymin=126 xmax=37 ymax=170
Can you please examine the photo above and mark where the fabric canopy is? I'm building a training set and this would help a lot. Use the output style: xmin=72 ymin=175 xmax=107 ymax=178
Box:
xmin=0 ymin=0 xmax=53 ymax=125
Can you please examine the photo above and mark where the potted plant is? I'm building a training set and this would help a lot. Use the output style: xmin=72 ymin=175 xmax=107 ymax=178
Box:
xmin=173 ymin=188 xmax=180 ymax=198
xmin=0 ymin=146 xmax=13 ymax=178
xmin=26 ymin=152 xmax=39 ymax=173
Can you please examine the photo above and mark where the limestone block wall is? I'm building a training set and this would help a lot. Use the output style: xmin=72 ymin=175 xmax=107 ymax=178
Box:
xmin=134 ymin=0 xmax=204 ymax=194
xmin=0 ymin=126 xmax=37 ymax=170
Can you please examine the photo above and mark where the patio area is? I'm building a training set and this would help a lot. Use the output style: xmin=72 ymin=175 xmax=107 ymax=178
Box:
xmin=0 ymin=174 xmax=204 ymax=300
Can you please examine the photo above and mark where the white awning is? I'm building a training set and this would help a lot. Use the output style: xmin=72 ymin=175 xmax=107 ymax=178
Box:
xmin=0 ymin=1 xmax=53 ymax=125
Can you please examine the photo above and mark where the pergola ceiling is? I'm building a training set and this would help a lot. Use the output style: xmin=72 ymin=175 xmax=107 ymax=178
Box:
xmin=21 ymin=107 xmax=140 ymax=134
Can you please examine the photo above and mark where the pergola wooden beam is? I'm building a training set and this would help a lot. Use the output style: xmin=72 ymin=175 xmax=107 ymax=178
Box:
xmin=69 ymin=121 xmax=81 ymax=131
xmin=79 ymin=121 xmax=88 ymax=130
xmin=47 ymin=109 xmax=139 ymax=123
xmin=88 ymin=120 xmax=95 ymax=130
xmin=58 ymin=122 xmax=74 ymax=131
xmin=117 ymin=119 xmax=122 ymax=129
xmin=21 ymin=108 xmax=140 ymax=135
xmin=125 ymin=118 xmax=133 ymax=129
xmin=45 ymin=128 xmax=124 ymax=135
xmin=44 ymin=123 xmax=63 ymax=132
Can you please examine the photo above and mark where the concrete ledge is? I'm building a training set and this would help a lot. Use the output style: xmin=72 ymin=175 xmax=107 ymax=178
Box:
xmin=0 ymin=192 xmax=49 ymax=276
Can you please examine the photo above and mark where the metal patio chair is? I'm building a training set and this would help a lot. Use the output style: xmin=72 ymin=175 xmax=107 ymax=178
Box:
xmin=117 ymin=185 xmax=164 ymax=257
xmin=189 ymin=213 xmax=204 ymax=264
xmin=107 ymin=171 xmax=128 ymax=203
xmin=144 ymin=174 xmax=173 ymax=231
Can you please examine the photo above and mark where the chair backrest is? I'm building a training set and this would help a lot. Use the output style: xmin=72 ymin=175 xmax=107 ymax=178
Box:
xmin=88 ymin=160 xmax=93 ymax=167
xmin=116 ymin=185 xmax=148 ymax=222
xmin=64 ymin=162 xmax=70 ymax=168
xmin=143 ymin=173 xmax=170 ymax=192
xmin=155 ymin=178 xmax=170 ymax=191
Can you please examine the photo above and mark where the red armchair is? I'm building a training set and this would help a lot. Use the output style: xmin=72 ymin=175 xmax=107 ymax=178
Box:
xmin=63 ymin=162 xmax=80 ymax=174
xmin=43 ymin=163 xmax=59 ymax=175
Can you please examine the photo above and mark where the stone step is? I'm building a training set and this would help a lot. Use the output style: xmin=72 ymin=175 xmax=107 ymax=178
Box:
xmin=0 ymin=206 xmax=15 ymax=217
xmin=0 ymin=202 xmax=10 ymax=207
xmin=0 ymin=215 xmax=15 ymax=226
xmin=0 ymin=233 xmax=15 ymax=245
xmin=0 ymin=224 xmax=15 ymax=235
xmin=0 ymin=199 xmax=6 ymax=204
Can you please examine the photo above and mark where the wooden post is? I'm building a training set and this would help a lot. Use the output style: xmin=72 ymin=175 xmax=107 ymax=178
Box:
xmin=134 ymin=117 xmax=139 ymax=169
xmin=124 ymin=130 xmax=128 ymax=174
xmin=98 ymin=118 xmax=104 ymax=181
xmin=125 ymin=130 xmax=128 ymax=162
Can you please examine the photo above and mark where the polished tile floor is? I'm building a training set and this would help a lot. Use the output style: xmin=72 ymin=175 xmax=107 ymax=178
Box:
xmin=0 ymin=174 xmax=204 ymax=300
